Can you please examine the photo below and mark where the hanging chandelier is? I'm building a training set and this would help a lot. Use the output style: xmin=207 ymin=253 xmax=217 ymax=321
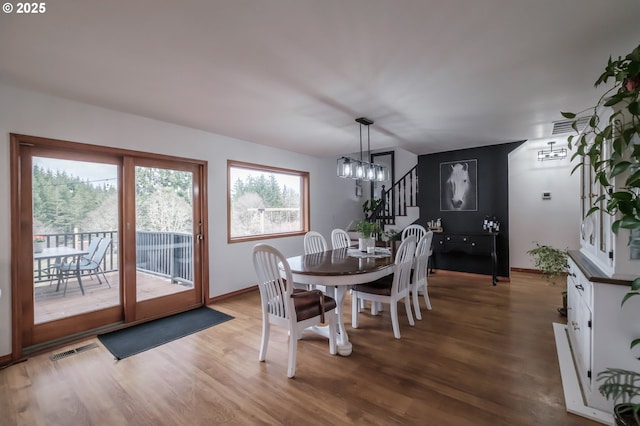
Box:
xmin=337 ymin=117 xmax=389 ymax=182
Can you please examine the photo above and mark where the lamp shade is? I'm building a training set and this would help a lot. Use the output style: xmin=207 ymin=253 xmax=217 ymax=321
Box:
xmin=337 ymin=157 xmax=352 ymax=178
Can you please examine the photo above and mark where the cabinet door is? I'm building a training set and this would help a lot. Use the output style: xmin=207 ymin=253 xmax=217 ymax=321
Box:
xmin=568 ymin=281 xmax=592 ymax=390
xmin=576 ymin=296 xmax=592 ymax=388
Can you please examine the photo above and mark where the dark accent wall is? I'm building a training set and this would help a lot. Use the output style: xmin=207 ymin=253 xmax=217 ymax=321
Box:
xmin=417 ymin=141 xmax=524 ymax=278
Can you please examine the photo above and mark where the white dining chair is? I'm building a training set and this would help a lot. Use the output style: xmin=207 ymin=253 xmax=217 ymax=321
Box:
xmin=252 ymin=243 xmax=337 ymax=378
xmin=351 ymin=235 xmax=417 ymax=339
xmin=401 ymin=224 xmax=427 ymax=242
xmin=304 ymin=231 xmax=328 ymax=254
xmin=331 ymin=228 xmax=351 ymax=249
xmin=411 ymin=231 xmax=434 ymax=320
xmin=402 ymin=223 xmax=434 ymax=273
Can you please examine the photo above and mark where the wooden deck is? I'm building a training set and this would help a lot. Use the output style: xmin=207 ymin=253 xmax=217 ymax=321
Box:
xmin=34 ymin=270 xmax=193 ymax=324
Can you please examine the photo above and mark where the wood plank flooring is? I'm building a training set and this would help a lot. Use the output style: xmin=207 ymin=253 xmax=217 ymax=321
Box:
xmin=0 ymin=271 xmax=599 ymax=425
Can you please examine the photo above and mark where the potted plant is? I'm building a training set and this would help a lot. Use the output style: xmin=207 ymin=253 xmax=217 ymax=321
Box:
xmin=355 ymin=220 xmax=381 ymax=252
xmin=362 ymin=198 xmax=381 ymax=219
xmin=33 ymin=235 xmax=45 ymax=253
xmin=598 ymin=369 xmax=640 ymax=426
xmin=527 ymin=242 xmax=569 ymax=315
xmin=562 ymin=42 xmax=640 ymax=425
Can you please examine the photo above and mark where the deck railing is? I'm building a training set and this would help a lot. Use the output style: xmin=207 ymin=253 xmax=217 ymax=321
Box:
xmin=33 ymin=230 xmax=193 ymax=285
xmin=136 ymin=231 xmax=193 ymax=285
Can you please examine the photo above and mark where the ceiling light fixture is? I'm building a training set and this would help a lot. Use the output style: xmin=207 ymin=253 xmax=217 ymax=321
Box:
xmin=537 ymin=141 xmax=567 ymax=161
xmin=337 ymin=117 xmax=388 ymax=182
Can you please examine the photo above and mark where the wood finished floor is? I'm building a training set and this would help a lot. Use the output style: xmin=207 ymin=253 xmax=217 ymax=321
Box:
xmin=0 ymin=271 xmax=598 ymax=426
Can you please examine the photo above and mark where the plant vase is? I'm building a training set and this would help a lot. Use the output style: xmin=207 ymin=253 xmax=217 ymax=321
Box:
xmin=34 ymin=242 xmax=44 ymax=253
xmin=613 ymin=403 xmax=638 ymax=426
xmin=358 ymin=237 xmax=375 ymax=252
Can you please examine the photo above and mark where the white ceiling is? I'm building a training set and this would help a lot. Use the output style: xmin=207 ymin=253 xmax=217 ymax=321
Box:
xmin=1 ymin=0 xmax=639 ymax=157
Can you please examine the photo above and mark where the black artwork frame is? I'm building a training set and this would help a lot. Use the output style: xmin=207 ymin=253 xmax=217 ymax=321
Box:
xmin=439 ymin=159 xmax=478 ymax=211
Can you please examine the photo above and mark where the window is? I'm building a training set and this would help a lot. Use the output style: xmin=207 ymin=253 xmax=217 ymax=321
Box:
xmin=227 ymin=160 xmax=309 ymax=242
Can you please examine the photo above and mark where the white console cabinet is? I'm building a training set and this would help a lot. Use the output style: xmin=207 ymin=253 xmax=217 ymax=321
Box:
xmin=566 ymin=252 xmax=640 ymax=415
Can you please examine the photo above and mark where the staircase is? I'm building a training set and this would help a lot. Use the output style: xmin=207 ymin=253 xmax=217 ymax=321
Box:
xmin=366 ymin=165 xmax=419 ymax=232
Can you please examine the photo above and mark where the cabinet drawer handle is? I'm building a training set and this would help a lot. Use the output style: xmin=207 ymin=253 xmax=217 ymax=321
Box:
xmin=471 ymin=242 xmax=475 ymax=246
xmin=575 ymin=284 xmax=584 ymax=291
xmin=571 ymin=321 xmax=579 ymax=331
xmin=570 ymin=272 xmax=576 ymax=278
xmin=446 ymin=237 xmax=450 ymax=241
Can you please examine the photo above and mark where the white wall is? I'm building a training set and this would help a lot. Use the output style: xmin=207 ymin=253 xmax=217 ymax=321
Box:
xmin=509 ymin=138 xmax=581 ymax=269
xmin=0 ymin=82 xmax=362 ymax=356
xmin=391 ymin=147 xmax=418 ymax=180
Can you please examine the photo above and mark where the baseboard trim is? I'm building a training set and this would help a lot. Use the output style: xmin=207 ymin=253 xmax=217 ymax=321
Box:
xmin=510 ymin=267 xmax=542 ymax=274
xmin=209 ymin=285 xmax=257 ymax=304
xmin=430 ymin=269 xmax=510 ymax=282
xmin=553 ymin=322 xmax=613 ymax=425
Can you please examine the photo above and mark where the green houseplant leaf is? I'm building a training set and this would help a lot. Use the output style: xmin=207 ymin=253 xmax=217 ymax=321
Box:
xmin=355 ymin=220 xmax=381 ymax=238
xmin=526 ymin=243 xmax=568 ymax=287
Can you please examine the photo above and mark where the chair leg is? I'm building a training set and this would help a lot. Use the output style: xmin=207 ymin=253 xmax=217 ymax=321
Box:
xmin=405 ymin=296 xmax=415 ymax=326
xmin=259 ymin=320 xmax=270 ymax=362
xmin=390 ymin=302 xmax=400 ymax=339
xmin=412 ymin=287 xmax=423 ymax=320
xmin=98 ymin=267 xmax=111 ymax=288
xmin=423 ymin=284 xmax=432 ymax=311
xmin=287 ymin=332 xmax=298 ymax=378
xmin=351 ymin=292 xmax=359 ymax=329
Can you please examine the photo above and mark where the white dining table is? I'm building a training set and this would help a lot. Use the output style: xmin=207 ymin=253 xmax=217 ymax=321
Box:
xmin=34 ymin=247 xmax=90 ymax=295
xmin=285 ymin=247 xmax=394 ymax=356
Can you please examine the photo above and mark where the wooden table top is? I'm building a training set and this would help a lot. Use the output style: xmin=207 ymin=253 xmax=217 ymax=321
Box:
xmin=287 ymin=248 xmax=394 ymax=277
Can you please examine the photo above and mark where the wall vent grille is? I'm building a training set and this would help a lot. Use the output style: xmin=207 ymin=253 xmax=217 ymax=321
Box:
xmin=552 ymin=117 xmax=589 ymax=135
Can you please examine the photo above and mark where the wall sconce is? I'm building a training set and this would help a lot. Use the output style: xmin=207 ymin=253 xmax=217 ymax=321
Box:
xmin=537 ymin=141 xmax=567 ymax=161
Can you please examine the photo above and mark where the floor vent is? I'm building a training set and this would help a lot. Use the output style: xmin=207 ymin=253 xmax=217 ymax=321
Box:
xmin=50 ymin=342 xmax=98 ymax=361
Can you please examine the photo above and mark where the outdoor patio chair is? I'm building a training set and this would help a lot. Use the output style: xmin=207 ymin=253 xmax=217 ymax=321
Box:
xmin=76 ymin=236 xmax=103 ymax=279
xmin=43 ymin=237 xmax=102 ymax=287
xmin=59 ymin=237 xmax=112 ymax=296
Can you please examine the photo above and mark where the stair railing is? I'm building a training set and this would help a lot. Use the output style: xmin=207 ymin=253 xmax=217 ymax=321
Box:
xmin=367 ymin=165 xmax=419 ymax=230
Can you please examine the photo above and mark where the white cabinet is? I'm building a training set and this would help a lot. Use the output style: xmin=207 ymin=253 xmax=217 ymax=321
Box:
xmin=567 ymin=252 xmax=640 ymax=413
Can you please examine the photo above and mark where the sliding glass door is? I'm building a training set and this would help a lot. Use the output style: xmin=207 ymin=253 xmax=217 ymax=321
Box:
xmin=12 ymin=134 xmax=207 ymax=351
xmin=128 ymin=159 xmax=203 ymax=321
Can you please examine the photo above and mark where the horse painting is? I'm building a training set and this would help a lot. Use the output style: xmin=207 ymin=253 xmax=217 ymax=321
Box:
xmin=440 ymin=159 xmax=477 ymax=211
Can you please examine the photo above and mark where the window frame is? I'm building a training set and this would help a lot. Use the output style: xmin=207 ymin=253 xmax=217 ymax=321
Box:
xmin=227 ymin=160 xmax=309 ymax=243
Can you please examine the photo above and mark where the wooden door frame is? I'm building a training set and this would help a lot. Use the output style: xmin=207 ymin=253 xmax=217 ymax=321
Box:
xmin=9 ymin=133 xmax=209 ymax=361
